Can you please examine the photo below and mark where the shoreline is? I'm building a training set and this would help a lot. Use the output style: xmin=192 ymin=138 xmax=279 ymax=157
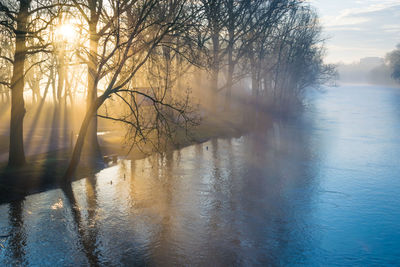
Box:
xmin=0 ymin=112 xmax=258 ymax=204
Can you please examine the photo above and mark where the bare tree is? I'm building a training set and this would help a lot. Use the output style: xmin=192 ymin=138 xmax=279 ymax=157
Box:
xmin=0 ymin=0 xmax=62 ymax=166
xmin=64 ymin=0 xmax=197 ymax=179
xmin=261 ymin=4 xmax=335 ymax=112
xmin=71 ymin=0 xmax=123 ymax=162
xmin=1 ymin=0 xmax=32 ymax=166
xmin=200 ymin=0 xmax=224 ymax=111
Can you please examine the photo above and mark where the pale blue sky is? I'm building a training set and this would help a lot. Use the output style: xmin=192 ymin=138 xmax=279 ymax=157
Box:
xmin=309 ymin=0 xmax=400 ymax=63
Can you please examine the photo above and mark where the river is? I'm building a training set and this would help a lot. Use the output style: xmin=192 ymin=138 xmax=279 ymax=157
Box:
xmin=1 ymin=85 xmax=400 ymax=266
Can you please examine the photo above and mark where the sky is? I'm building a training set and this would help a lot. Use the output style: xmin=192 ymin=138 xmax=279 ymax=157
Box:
xmin=309 ymin=0 xmax=400 ymax=63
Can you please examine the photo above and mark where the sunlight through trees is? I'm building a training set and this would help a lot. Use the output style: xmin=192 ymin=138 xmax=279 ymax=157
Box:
xmin=0 ymin=0 xmax=334 ymax=178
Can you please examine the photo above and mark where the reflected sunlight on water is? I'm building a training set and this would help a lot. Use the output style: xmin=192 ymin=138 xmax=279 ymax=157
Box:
xmin=0 ymin=85 xmax=400 ymax=266
xmin=50 ymin=199 xmax=64 ymax=210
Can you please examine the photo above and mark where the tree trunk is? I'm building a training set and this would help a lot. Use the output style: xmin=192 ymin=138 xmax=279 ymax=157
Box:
xmin=8 ymin=0 xmax=31 ymax=167
xmin=225 ymin=48 xmax=234 ymax=110
xmin=51 ymin=65 xmax=57 ymax=104
xmin=82 ymin=22 xmax=102 ymax=162
xmin=64 ymin=96 xmax=106 ymax=180
xmin=210 ymin=29 xmax=220 ymax=112
xmin=250 ymin=51 xmax=259 ymax=101
xmin=56 ymin=50 xmax=65 ymax=102
xmin=224 ymin=0 xmax=235 ymax=111
xmin=225 ymin=27 xmax=234 ymax=111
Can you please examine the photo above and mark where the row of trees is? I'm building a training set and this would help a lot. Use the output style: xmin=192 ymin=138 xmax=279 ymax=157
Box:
xmin=0 ymin=0 xmax=333 ymax=179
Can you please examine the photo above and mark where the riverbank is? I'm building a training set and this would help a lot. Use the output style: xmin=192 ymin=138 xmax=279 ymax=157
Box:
xmin=2 ymin=85 xmax=400 ymax=266
xmin=0 ymin=111 xmax=257 ymax=204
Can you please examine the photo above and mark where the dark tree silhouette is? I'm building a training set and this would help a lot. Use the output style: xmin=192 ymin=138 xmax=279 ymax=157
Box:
xmin=387 ymin=44 xmax=400 ymax=83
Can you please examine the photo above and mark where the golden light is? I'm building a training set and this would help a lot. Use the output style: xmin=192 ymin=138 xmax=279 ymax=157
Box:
xmin=55 ymin=24 xmax=77 ymax=41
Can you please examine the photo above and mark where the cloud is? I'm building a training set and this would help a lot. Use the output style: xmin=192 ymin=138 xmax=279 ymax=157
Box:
xmin=382 ymin=25 xmax=400 ymax=33
xmin=324 ymin=16 xmax=369 ymax=28
xmin=323 ymin=2 xmax=400 ymax=28
xmin=315 ymin=1 xmax=400 ymax=63
xmin=326 ymin=27 xmax=364 ymax=32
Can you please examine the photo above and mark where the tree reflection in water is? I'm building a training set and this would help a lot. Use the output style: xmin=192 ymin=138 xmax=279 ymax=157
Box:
xmin=8 ymin=199 xmax=26 ymax=266
xmin=62 ymin=178 xmax=101 ymax=266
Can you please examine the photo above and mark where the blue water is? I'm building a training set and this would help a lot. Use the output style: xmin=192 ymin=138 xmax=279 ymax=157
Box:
xmin=0 ymin=85 xmax=400 ymax=266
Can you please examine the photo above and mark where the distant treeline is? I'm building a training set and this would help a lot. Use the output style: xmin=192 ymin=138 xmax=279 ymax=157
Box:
xmin=338 ymin=46 xmax=400 ymax=87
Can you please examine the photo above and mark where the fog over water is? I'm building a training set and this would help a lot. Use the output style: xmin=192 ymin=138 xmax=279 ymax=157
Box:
xmin=1 ymin=84 xmax=400 ymax=266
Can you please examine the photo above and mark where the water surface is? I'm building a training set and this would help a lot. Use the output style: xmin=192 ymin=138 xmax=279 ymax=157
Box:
xmin=1 ymin=85 xmax=400 ymax=266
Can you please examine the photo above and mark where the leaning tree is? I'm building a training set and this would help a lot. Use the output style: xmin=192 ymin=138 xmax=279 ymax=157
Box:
xmin=64 ymin=0 xmax=198 ymax=179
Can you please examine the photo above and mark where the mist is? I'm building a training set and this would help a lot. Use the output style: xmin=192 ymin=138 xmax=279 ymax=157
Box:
xmin=0 ymin=0 xmax=400 ymax=265
xmin=337 ymin=57 xmax=399 ymax=86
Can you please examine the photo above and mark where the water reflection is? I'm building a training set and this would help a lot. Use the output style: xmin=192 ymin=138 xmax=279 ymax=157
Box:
xmin=62 ymin=181 xmax=100 ymax=266
xmin=8 ymin=200 xmax=26 ymax=266
xmin=1 ymin=85 xmax=400 ymax=265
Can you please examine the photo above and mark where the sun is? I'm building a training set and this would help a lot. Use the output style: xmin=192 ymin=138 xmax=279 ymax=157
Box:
xmin=55 ymin=24 xmax=77 ymax=41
